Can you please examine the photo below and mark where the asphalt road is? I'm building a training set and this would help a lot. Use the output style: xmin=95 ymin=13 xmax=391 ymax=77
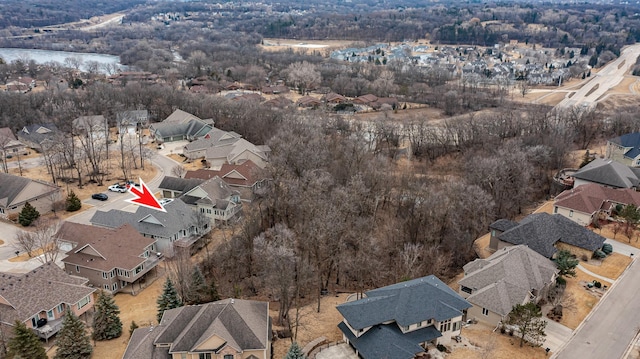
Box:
xmin=555 ymin=43 xmax=640 ymax=109
xmin=552 ymin=257 xmax=640 ymax=359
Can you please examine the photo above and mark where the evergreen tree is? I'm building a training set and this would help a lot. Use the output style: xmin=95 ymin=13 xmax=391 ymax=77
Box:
xmin=54 ymin=310 xmax=92 ymax=359
xmin=507 ymin=302 xmax=546 ymax=347
xmin=65 ymin=190 xmax=82 ymax=212
xmin=186 ymin=267 xmax=206 ymax=304
xmin=284 ymin=342 xmax=306 ymax=359
xmin=157 ymin=278 xmax=183 ymax=322
xmin=18 ymin=202 xmax=39 ymax=226
xmin=554 ymin=250 xmax=579 ymax=281
xmin=92 ymin=291 xmax=123 ymax=341
xmin=129 ymin=321 xmax=139 ymax=339
xmin=7 ymin=320 xmax=47 ymax=359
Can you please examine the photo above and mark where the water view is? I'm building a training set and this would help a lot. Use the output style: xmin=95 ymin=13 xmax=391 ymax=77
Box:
xmin=0 ymin=48 xmax=123 ymax=73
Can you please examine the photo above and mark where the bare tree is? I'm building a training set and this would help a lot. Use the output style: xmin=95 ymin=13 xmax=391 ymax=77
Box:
xmin=285 ymin=61 xmax=321 ymax=95
xmin=171 ymin=165 xmax=187 ymax=178
xmin=13 ymin=218 xmax=61 ymax=264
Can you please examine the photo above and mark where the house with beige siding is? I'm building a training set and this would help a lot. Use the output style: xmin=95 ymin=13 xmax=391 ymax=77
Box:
xmin=458 ymin=245 xmax=558 ymax=327
xmin=0 ymin=263 xmax=95 ymax=341
xmin=0 ymin=172 xmax=61 ymax=219
xmin=572 ymin=158 xmax=640 ymax=189
xmin=123 ymin=298 xmax=271 ymax=359
xmin=606 ymin=132 xmax=640 ymax=167
xmin=553 ymin=183 xmax=640 ymax=226
xmin=488 ymin=213 xmax=606 ymax=259
xmin=57 ymin=222 xmax=162 ymax=295
xmin=336 ymin=275 xmax=471 ymax=359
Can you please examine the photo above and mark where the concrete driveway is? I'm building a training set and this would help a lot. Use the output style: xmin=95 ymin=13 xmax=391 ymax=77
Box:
xmin=543 ymin=318 xmax=573 ymax=353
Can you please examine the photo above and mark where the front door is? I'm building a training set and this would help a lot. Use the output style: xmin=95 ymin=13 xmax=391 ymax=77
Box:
xmin=47 ymin=310 xmax=55 ymax=321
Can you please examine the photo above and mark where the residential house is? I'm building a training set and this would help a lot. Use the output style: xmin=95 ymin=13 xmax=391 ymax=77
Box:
xmin=458 ymin=245 xmax=558 ymax=327
xmin=185 ymin=160 xmax=268 ymax=200
xmin=352 ymin=94 xmax=379 ymax=105
xmin=90 ymin=198 xmax=210 ymax=256
xmin=296 ymin=95 xmax=322 ymax=108
xmin=116 ymin=110 xmax=149 ymax=135
xmin=182 ymin=128 xmax=270 ymax=169
xmin=57 ymin=222 xmax=162 ymax=295
xmin=0 ymin=263 xmax=95 ymax=341
xmin=0 ymin=127 xmax=27 ymax=156
xmin=488 ymin=213 xmax=606 ymax=259
xmin=72 ymin=115 xmax=108 ymax=140
xmin=160 ymin=176 xmax=242 ymax=224
xmin=337 ymin=275 xmax=471 ymax=359
xmin=264 ymin=96 xmax=293 ymax=109
xmin=606 ymin=132 xmax=640 ymax=167
xmin=572 ymin=158 xmax=640 ymax=189
xmin=150 ymin=109 xmax=213 ymax=143
xmin=17 ymin=123 xmax=61 ymax=152
xmin=182 ymin=127 xmax=243 ymax=161
xmin=322 ymin=92 xmax=347 ymax=104
xmin=553 ymin=183 xmax=640 ymax=226
xmin=0 ymin=172 xmax=61 ymax=219
xmin=123 ymin=298 xmax=271 ymax=359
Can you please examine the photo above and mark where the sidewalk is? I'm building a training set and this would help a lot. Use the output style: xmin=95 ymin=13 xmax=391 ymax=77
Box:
xmin=577 ymin=263 xmax=615 ymax=283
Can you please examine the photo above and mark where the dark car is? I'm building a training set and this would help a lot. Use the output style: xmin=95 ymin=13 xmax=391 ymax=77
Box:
xmin=91 ymin=193 xmax=108 ymax=201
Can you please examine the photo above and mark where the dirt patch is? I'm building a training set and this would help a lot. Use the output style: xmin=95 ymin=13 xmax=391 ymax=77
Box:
xmin=580 ymin=253 xmax=632 ymax=280
xmin=609 ymin=76 xmax=637 ymax=94
xmin=447 ymin=323 xmax=550 ymax=359
xmin=560 ymin=269 xmax=610 ymax=329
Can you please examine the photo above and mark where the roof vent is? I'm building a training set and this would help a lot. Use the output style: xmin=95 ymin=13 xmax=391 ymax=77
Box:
xmin=230 ymin=298 xmax=235 ymax=304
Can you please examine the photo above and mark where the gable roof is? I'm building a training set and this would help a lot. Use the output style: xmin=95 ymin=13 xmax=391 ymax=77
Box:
xmin=142 ymin=299 xmax=269 ymax=355
xmin=72 ymin=115 xmax=106 ymax=131
xmin=337 ymin=275 xmax=471 ymax=331
xmin=90 ymin=199 xmax=198 ymax=238
xmin=183 ymin=176 xmax=238 ymax=204
xmin=205 ymin=138 xmax=268 ymax=164
xmin=0 ymin=127 xmax=17 ymax=141
xmin=496 ymin=213 xmax=606 ymax=258
xmin=57 ymin=222 xmax=156 ymax=272
xmin=609 ymin=132 xmax=640 ymax=159
xmin=17 ymin=123 xmax=59 ymax=147
xmin=183 ymin=128 xmax=242 ymax=152
xmin=0 ymin=173 xmax=59 ymax=209
xmin=338 ymin=322 xmax=440 ymax=359
xmin=123 ymin=326 xmax=169 ymax=359
xmin=185 ymin=161 xmax=264 ymax=188
xmin=459 ymin=245 xmax=558 ymax=316
xmin=555 ymin=183 xmax=640 ymax=215
xmin=573 ymin=158 xmax=640 ymax=189
xmin=0 ymin=263 xmax=95 ymax=322
xmin=158 ymin=177 xmax=204 ymax=194
xmin=163 ymin=109 xmax=201 ymax=124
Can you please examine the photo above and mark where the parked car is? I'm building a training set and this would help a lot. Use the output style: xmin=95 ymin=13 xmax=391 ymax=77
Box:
xmin=159 ymin=198 xmax=174 ymax=205
xmin=108 ymin=184 xmax=127 ymax=193
xmin=91 ymin=193 xmax=108 ymax=201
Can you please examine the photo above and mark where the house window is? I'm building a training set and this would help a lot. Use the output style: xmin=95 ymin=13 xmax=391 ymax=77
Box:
xmin=461 ymin=286 xmax=473 ymax=294
xmin=199 ymin=354 xmax=212 ymax=359
xmin=77 ymin=295 xmax=90 ymax=310
xmin=57 ymin=304 xmax=65 ymax=314
xmin=453 ymin=321 xmax=461 ymax=331
xmin=104 ymin=284 xmax=109 ymax=290
xmin=417 ymin=321 xmax=423 ymax=328
xmin=569 ymin=210 xmax=574 ymax=217
xmin=102 ymin=272 xmax=108 ymax=279
xmin=554 ymin=206 xmax=558 ymax=214
xmin=200 ymin=208 xmax=205 ymax=213
xmin=135 ymin=265 xmax=143 ymax=274
xmin=482 ymin=308 xmax=489 ymax=316
xmin=402 ymin=325 xmax=410 ymax=332
xmin=112 ymin=283 xmax=118 ymax=291
xmin=47 ymin=310 xmax=54 ymax=320
xmin=439 ymin=319 xmax=452 ymax=332
xmin=223 ymin=355 xmax=233 ymax=359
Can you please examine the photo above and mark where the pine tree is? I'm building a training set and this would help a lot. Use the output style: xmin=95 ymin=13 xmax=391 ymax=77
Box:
xmin=54 ymin=310 xmax=92 ymax=359
xmin=92 ymin=291 xmax=123 ymax=341
xmin=129 ymin=321 xmax=139 ymax=339
xmin=157 ymin=278 xmax=183 ymax=322
xmin=185 ymin=267 xmax=206 ymax=304
xmin=18 ymin=202 xmax=39 ymax=226
xmin=7 ymin=320 xmax=47 ymax=359
xmin=65 ymin=190 xmax=82 ymax=212
xmin=284 ymin=342 xmax=306 ymax=359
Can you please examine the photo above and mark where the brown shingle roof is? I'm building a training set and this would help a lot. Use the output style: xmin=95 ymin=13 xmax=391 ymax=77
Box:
xmin=0 ymin=263 xmax=95 ymax=321
xmin=58 ymin=223 xmax=156 ymax=272
xmin=555 ymin=183 xmax=640 ymax=215
xmin=185 ymin=160 xmax=264 ymax=188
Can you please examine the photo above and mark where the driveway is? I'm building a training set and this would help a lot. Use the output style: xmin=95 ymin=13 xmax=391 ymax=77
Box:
xmin=543 ymin=318 xmax=573 ymax=353
xmin=0 ymin=220 xmax=26 ymax=260
xmin=553 ymin=257 xmax=640 ymax=359
xmin=315 ymin=343 xmax=359 ymax=359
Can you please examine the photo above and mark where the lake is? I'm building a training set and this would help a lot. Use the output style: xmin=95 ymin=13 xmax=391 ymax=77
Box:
xmin=0 ymin=48 xmax=123 ymax=73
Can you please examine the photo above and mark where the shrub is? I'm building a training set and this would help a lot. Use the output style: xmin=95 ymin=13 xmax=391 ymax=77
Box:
xmin=602 ymin=243 xmax=613 ymax=255
xmin=594 ymin=249 xmax=606 ymax=259
xmin=18 ymin=202 xmax=40 ymax=226
xmin=593 ymin=280 xmax=602 ymax=288
xmin=581 ymin=254 xmax=589 ymax=261
xmin=436 ymin=344 xmax=447 ymax=352
xmin=65 ymin=191 xmax=81 ymax=212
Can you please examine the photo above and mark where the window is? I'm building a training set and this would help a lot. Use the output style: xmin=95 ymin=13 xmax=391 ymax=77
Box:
xmin=199 ymin=354 xmax=212 ymax=359
xmin=417 ymin=321 xmax=423 ymax=328
xmin=135 ymin=264 xmax=143 ymax=274
xmin=200 ymin=208 xmax=205 ymax=213
xmin=554 ymin=206 xmax=558 ymax=214
xmin=57 ymin=304 xmax=64 ymax=314
xmin=102 ymin=272 xmax=108 ymax=279
xmin=569 ymin=210 xmax=574 ymax=217
xmin=223 ymin=355 xmax=233 ymax=359
xmin=482 ymin=308 xmax=489 ymax=316
xmin=77 ymin=295 xmax=90 ymax=310
xmin=453 ymin=321 xmax=461 ymax=331
xmin=402 ymin=325 xmax=410 ymax=332
xmin=47 ymin=310 xmax=54 ymax=320
xmin=112 ymin=283 xmax=118 ymax=291
xmin=439 ymin=319 xmax=452 ymax=332
xmin=461 ymin=286 xmax=473 ymax=294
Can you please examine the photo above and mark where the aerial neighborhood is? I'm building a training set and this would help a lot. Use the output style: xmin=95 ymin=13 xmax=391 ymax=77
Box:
xmin=3 ymin=0 xmax=640 ymax=358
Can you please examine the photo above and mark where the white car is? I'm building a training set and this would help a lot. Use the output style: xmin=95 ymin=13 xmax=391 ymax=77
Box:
xmin=108 ymin=184 xmax=127 ymax=193
xmin=159 ymin=198 xmax=174 ymax=205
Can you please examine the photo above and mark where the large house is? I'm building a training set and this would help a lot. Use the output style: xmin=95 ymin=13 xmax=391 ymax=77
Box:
xmin=182 ymin=128 xmax=270 ymax=169
xmin=606 ymin=132 xmax=640 ymax=167
xmin=57 ymin=222 xmax=162 ymax=295
xmin=458 ymin=245 xmax=558 ymax=327
xmin=0 ymin=127 xmax=26 ymax=157
xmin=0 ymin=172 xmax=61 ymax=219
xmin=572 ymin=158 xmax=640 ymax=189
xmin=159 ymin=176 xmax=242 ymax=225
xmin=123 ymin=298 xmax=271 ymax=359
xmin=117 ymin=110 xmax=150 ymax=135
xmin=488 ymin=213 xmax=606 ymax=259
xmin=17 ymin=123 xmax=61 ymax=152
xmin=90 ymin=198 xmax=210 ymax=256
xmin=337 ymin=275 xmax=471 ymax=359
xmin=185 ymin=160 xmax=268 ymax=200
xmin=0 ymin=263 xmax=95 ymax=341
xmin=72 ymin=115 xmax=108 ymax=138
xmin=150 ymin=109 xmax=213 ymax=143
xmin=554 ymin=183 xmax=640 ymax=226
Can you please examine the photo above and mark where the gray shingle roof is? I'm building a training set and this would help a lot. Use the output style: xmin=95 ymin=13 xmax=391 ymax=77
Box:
xmin=489 ymin=218 xmax=518 ymax=232
xmin=17 ymin=123 xmax=59 ymax=147
xmin=497 ymin=213 xmax=606 ymax=258
xmin=338 ymin=322 xmax=440 ymax=359
xmin=123 ymin=326 xmax=170 ymax=359
xmin=0 ymin=172 xmax=59 ymax=209
xmin=459 ymin=245 xmax=558 ymax=316
xmin=573 ymin=158 xmax=640 ymax=188
xmin=337 ymin=275 xmax=471 ymax=330
xmin=90 ymin=199 xmax=198 ymax=238
xmin=158 ymin=177 xmax=203 ymax=193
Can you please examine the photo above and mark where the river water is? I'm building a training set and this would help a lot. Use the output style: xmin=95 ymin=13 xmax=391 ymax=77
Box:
xmin=0 ymin=48 xmax=123 ymax=73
